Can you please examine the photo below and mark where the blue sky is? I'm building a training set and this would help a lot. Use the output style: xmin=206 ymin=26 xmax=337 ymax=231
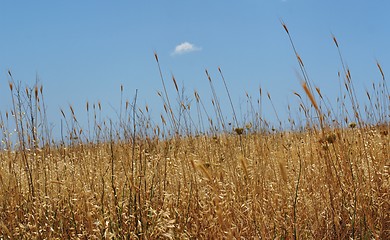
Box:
xmin=1 ymin=1 xmax=389 ymax=134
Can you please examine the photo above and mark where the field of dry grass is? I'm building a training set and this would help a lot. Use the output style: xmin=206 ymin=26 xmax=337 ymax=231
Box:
xmin=0 ymin=24 xmax=389 ymax=239
xmin=0 ymin=123 xmax=388 ymax=239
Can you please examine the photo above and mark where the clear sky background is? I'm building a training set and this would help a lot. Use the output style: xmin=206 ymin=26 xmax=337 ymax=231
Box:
xmin=0 ymin=1 xmax=389 ymax=135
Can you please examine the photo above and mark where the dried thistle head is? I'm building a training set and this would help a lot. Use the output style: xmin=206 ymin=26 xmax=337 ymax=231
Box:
xmin=380 ymin=130 xmax=388 ymax=136
xmin=234 ymin=128 xmax=244 ymax=135
xmin=326 ymin=133 xmax=337 ymax=143
xmin=349 ymin=122 xmax=357 ymax=129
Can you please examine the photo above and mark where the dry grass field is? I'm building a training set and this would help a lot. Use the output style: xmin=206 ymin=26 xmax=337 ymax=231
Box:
xmin=0 ymin=26 xmax=389 ymax=239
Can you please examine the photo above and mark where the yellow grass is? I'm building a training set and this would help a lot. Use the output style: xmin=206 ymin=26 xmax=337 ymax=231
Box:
xmin=0 ymin=126 xmax=388 ymax=239
xmin=0 ymin=24 xmax=389 ymax=239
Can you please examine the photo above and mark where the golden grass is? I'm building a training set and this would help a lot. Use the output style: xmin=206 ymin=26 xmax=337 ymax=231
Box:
xmin=0 ymin=126 xmax=388 ymax=239
xmin=0 ymin=23 xmax=389 ymax=239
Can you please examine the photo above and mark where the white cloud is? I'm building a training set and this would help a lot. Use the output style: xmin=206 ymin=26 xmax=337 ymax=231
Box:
xmin=171 ymin=42 xmax=201 ymax=55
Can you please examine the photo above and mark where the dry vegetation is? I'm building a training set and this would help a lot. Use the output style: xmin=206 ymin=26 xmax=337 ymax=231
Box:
xmin=0 ymin=24 xmax=389 ymax=239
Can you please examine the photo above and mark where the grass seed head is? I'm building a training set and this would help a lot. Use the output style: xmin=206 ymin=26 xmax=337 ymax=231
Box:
xmin=332 ymin=35 xmax=339 ymax=48
xmin=281 ymin=20 xmax=289 ymax=34
xmin=302 ymin=82 xmax=320 ymax=113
